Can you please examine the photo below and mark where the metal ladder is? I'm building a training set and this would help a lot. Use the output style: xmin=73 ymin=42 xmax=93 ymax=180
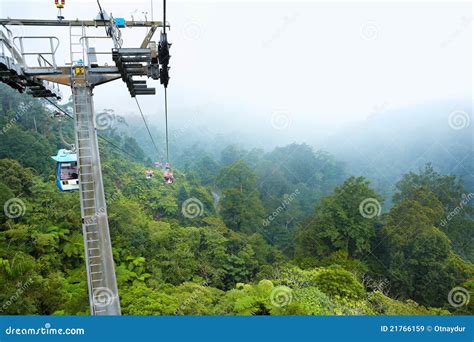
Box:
xmin=70 ymin=24 xmax=86 ymax=66
xmin=72 ymin=84 xmax=121 ymax=315
xmin=70 ymin=24 xmax=121 ymax=316
xmin=73 ymin=88 xmax=103 ymax=314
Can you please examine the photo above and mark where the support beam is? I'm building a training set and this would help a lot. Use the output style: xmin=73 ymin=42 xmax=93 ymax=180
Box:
xmin=73 ymin=85 xmax=121 ymax=315
xmin=36 ymin=67 xmax=122 ymax=86
xmin=140 ymin=26 xmax=158 ymax=48
xmin=0 ymin=18 xmax=167 ymax=28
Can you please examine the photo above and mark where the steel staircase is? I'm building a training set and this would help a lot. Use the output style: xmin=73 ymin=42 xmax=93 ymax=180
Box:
xmin=70 ymin=24 xmax=120 ymax=315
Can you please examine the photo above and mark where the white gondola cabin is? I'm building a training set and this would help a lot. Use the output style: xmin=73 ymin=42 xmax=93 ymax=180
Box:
xmin=51 ymin=149 xmax=79 ymax=191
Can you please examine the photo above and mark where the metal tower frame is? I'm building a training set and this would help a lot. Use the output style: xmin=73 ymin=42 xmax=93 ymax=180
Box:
xmin=0 ymin=14 xmax=168 ymax=315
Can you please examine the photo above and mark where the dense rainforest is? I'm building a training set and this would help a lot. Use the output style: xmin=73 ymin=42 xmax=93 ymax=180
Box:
xmin=0 ymin=84 xmax=472 ymax=315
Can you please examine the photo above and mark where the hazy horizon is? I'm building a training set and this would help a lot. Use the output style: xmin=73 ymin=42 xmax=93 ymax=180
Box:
xmin=1 ymin=1 xmax=471 ymax=147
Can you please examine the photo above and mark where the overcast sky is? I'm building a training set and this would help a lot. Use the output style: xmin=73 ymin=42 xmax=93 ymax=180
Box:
xmin=0 ymin=0 xmax=472 ymax=143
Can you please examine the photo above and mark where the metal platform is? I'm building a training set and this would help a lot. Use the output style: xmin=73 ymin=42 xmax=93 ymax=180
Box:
xmin=112 ymin=48 xmax=157 ymax=96
xmin=0 ymin=28 xmax=62 ymax=98
xmin=0 ymin=56 xmax=62 ymax=98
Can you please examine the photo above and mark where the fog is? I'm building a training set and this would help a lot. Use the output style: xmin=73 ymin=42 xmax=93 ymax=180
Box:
xmin=1 ymin=0 xmax=472 ymax=193
xmin=1 ymin=1 xmax=471 ymax=143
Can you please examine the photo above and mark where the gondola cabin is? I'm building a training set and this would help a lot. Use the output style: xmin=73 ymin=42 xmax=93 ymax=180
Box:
xmin=51 ymin=149 xmax=79 ymax=191
xmin=145 ymin=169 xmax=154 ymax=179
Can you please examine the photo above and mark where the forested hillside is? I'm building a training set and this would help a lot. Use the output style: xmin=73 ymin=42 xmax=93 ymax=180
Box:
xmin=322 ymin=101 xmax=474 ymax=208
xmin=0 ymin=84 xmax=472 ymax=315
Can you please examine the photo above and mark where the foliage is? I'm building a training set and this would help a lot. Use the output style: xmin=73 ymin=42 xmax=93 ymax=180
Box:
xmin=0 ymin=85 xmax=472 ymax=315
xmin=295 ymin=176 xmax=382 ymax=258
xmin=380 ymin=192 xmax=473 ymax=307
xmin=394 ymin=164 xmax=474 ymax=261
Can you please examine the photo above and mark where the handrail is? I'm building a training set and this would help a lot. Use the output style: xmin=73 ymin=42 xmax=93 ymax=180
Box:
xmin=0 ymin=29 xmax=25 ymax=65
xmin=13 ymin=35 xmax=59 ymax=68
xmin=37 ymin=53 xmax=53 ymax=67
xmin=13 ymin=36 xmax=60 ymax=55
xmin=79 ymin=35 xmax=114 ymax=55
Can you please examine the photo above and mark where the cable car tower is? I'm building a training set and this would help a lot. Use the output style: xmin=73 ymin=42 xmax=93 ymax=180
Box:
xmin=0 ymin=1 xmax=170 ymax=315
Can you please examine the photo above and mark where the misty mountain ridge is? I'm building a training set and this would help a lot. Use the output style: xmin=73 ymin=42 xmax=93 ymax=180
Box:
xmin=320 ymin=100 xmax=473 ymax=197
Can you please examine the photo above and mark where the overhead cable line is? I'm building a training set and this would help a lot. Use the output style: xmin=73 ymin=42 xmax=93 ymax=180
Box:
xmin=43 ymin=98 xmax=141 ymax=162
xmin=164 ymin=88 xmax=169 ymax=161
xmin=134 ymin=97 xmax=161 ymax=159
xmin=96 ymin=0 xmax=109 ymax=36
xmin=43 ymin=97 xmax=73 ymax=119
xmin=96 ymin=133 xmax=141 ymax=161
xmin=97 ymin=0 xmax=166 ymax=163
xmin=160 ymin=0 xmax=170 ymax=162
